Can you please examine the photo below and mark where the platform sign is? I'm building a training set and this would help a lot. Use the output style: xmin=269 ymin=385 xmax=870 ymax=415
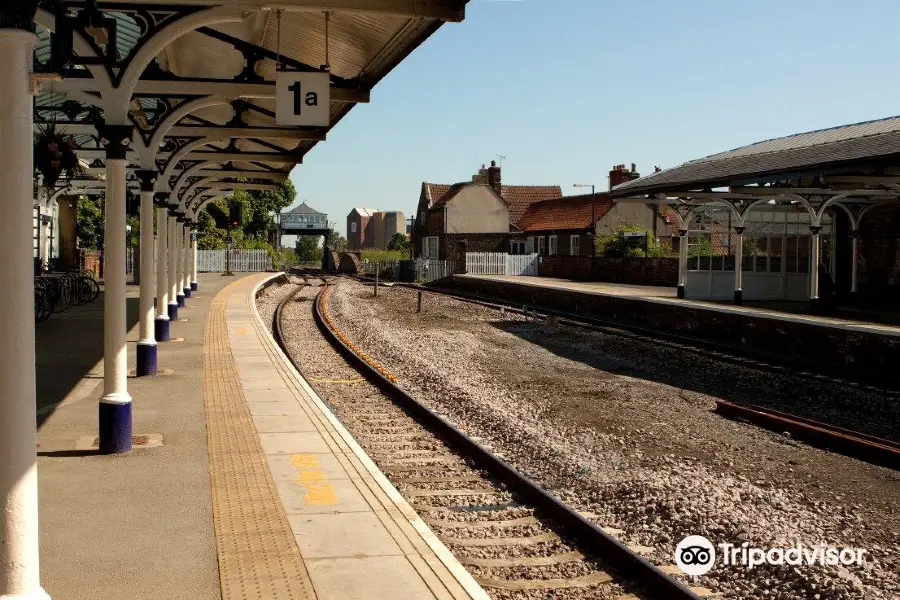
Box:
xmin=190 ymin=231 xmax=198 ymax=242
xmin=275 ymin=71 xmax=330 ymax=126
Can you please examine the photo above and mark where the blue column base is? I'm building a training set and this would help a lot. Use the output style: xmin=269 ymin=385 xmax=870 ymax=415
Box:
xmin=99 ymin=401 xmax=132 ymax=454
xmin=810 ymin=297 xmax=821 ymax=313
xmin=184 ymin=287 xmax=192 ymax=298
xmin=677 ymin=284 xmax=685 ymax=299
xmin=191 ymin=281 xmax=198 ymax=291
xmin=155 ymin=317 xmax=171 ymax=342
xmin=734 ymin=289 xmax=743 ymax=305
xmin=176 ymin=293 xmax=185 ymax=307
xmin=136 ymin=342 xmax=158 ymax=376
xmin=168 ymin=302 xmax=179 ymax=321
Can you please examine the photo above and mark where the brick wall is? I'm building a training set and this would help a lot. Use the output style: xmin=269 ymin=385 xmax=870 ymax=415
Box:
xmin=538 ymin=256 xmax=678 ymax=286
xmin=80 ymin=249 xmax=102 ymax=279
xmin=434 ymin=276 xmax=900 ymax=387
xmin=447 ymin=233 xmax=508 ymax=267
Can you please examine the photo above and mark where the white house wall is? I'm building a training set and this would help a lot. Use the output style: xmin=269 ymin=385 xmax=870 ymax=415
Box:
xmin=445 ymin=187 xmax=508 ymax=234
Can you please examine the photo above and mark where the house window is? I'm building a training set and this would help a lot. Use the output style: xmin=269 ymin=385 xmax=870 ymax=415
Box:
xmin=537 ymin=237 xmax=546 ymax=255
xmin=548 ymin=235 xmax=558 ymax=256
xmin=526 ymin=236 xmax=535 ymax=254
xmin=419 ymin=211 xmax=426 ymax=224
xmin=570 ymin=235 xmax=580 ymax=256
xmin=423 ymin=236 xmax=439 ymax=259
xmin=351 ymin=222 xmax=357 ymax=233
xmin=509 ymin=240 xmax=525 ymax=255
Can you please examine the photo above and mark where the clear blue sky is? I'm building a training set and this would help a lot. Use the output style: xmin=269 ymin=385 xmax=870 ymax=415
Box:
xmin=289 ymin=0 xmax=900 ymax=238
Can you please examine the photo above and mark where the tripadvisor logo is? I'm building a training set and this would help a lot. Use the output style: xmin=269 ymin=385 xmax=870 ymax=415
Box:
xmin=674 ymin=535 xmax=868 ymax=576
xmin=675 ymin=535 xmax=716 ymax=576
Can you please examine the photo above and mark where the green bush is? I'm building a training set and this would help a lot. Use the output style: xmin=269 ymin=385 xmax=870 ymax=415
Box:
xmin=596 ymin=223 xmax=674 ymax=258
xmin=361 ymin=249 xmax=407 ymax=263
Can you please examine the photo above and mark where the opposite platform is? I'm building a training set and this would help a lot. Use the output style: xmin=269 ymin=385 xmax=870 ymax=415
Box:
xmin=208 ymin=272 xmax=487 ymax=600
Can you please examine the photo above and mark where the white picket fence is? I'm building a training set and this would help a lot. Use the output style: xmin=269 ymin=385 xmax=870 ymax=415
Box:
xmin=465 ymin=252 xmax=538 ymax=276
xmin=198 ymin=249 xmax=272 ymax=272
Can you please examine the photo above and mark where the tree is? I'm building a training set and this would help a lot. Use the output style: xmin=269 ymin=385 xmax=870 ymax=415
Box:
xmin=327 ymin=227 xmax=348 ymax=252
xmin=76 ymin=195 xmax=103 ymax=249
xmin=387 ymin=232 xmax=410 ymax=253
xmin=295 ymin=235 xmax=323 ymax=261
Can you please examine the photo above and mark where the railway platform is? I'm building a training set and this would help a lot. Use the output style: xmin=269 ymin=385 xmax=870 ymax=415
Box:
xmin=35 ymin=272 xmax=484 ymax=600
xmin=443 ymin=274 xmax=900 ymax=386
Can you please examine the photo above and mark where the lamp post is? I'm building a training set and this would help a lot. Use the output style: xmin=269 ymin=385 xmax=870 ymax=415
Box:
xmin=573 ymin=183 xmax=595 ymax=258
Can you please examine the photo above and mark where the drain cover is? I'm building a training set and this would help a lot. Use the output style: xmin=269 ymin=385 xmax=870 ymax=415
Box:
xmin=74 ymin=433 xmax=163 ymax=451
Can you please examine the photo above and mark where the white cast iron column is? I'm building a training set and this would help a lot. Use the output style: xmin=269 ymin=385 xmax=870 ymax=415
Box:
xmin=174 ymin=217 xmax=185 ymax=308
xmin=97 ymin=123 xmax=134 ymax=454
xmin=155 ymin=204 xmax=170 ymax=341
xmin=136 ymin=171 xmax=157 ymax=375
xmin=850 ymin=230 xmax=859 ymax=294
xmin=733 ymin=226 xmax=744 ymax=305
xmin=182 ymin=224 xmax=191 ymax=298
xmin=167 ymin=212 xmax=180 ymax=320
xmin=191 ymin=229 xmax=198 ymax=291
xmin=809 ymin=225 xmax=821 ymax=312
xmin=0 ymin=24 xmax=51 ymax=600
xmin=677 ymin=229 xmax=688 ymax=299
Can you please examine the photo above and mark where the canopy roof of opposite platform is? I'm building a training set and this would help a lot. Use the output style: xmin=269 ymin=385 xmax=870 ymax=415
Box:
xmin=610 ymin=115 xmax=900 ymax=229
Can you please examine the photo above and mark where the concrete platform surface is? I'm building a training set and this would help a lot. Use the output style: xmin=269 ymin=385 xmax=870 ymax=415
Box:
xmin=35 ymin=271 xmax=488 ymax=600
xmin=226 ymin=272 xmax=488 ymax=600
xmin=37 ymin=274 xmax=225 ymax=600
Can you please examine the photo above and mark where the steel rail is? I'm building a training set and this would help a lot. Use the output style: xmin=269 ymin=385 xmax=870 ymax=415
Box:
xmin=268 ymin=278 xmax=703 ymax=600
xmin=714 ymin=400 xmax=899 ymax=470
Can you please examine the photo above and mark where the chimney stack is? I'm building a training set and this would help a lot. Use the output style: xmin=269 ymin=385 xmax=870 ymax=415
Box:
xmin=487 ymin=159 xmax=502 ymax=195
xmin=608 ymin=162 xmax=640 ymax=190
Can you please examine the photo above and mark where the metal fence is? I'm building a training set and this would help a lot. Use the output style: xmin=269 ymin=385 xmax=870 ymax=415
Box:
xmin=197 ymin=249 xmax=273 ymax=272
xmin=465 ymin=252 xmax=539 ymax=276
xmin=361 ymin=259 xmax=454 ymax=283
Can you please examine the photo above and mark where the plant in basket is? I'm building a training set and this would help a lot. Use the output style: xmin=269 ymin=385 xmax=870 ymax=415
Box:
xmin=34 ymin=123 xmax=81 ymax=189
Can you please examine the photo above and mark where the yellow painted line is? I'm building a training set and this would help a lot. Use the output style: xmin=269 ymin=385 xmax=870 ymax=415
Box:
xmin=291 ymin=454 xmax=337 ymax=506
xmin=307 ymin=376 xmax=366 ymax=385
xmin=235 ymin=326 xmax=246 ymax=335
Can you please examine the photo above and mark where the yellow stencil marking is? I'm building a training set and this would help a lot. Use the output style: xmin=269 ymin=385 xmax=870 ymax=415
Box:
xmin=235 ymin=327 xmax=246 ymax=335
xmin=290 ymin=454 xmax=337 ymax=506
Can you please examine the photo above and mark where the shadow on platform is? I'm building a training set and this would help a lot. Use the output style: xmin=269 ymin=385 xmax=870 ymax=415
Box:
xmin=35 ymin=292 xmax=140 ymax=429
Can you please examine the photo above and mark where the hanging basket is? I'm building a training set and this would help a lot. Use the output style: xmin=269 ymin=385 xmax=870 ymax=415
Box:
xmin=34 ymin=123 xmax=81 ymax=190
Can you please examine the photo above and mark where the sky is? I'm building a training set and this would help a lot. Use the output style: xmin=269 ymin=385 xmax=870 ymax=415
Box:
xmin=288 ymin=0 xmax=900 ymax=238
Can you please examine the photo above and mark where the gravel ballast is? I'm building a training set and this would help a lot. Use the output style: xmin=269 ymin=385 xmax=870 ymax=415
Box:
xmin=323 ymin=279 xmax=899 ymax=600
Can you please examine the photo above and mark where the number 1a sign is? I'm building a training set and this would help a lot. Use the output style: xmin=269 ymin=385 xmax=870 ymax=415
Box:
xmin=275 ymin=71 xmax=330 ymax=126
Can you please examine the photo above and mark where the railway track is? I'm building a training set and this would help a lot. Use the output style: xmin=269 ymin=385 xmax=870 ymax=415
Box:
xmin=715 ymin=400 xmax=900 ymax=470
xmin=362 ymin=280 xmax=898 ymax=470
xmin=271 ymin=273 xmax=711 ymax=600
xmin=383 ymin=280 xmax=900 ymax=398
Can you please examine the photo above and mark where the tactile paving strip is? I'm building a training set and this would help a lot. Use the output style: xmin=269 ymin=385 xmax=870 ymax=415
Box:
xmin=203 ymin=280 xmax=317 ymax=600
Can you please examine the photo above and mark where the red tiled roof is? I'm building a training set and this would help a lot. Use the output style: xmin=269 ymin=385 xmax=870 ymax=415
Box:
xmin=422 ymin=182 xmax=561 ymax=224
xmin=517 ymin=193 xmax=614 ymax=232
xmin=423 ymin=183 xmax=452 ymax=206
xmin=501 ymin=185 xmax=563 ymax=225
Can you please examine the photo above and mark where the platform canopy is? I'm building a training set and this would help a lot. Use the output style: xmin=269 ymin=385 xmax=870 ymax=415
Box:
xmin=32 ymin=0 xmax=467 ymax=215
xmin=610 ymin=116 xmax=900 ymax=231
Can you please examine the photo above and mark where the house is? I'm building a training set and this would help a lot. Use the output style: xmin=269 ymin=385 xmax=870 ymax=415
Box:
xmin=413 ymin=160 xmax=561 ymax=263
xmin=347 ymin=207 xmax=377 ymax=250
xmin=514 ymin=192 xmax=661 ymax=256
xmin=347 ymin=208 xmax=406 ymax=250
xmin=371 ymin=211 xmax=406 ymax=248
